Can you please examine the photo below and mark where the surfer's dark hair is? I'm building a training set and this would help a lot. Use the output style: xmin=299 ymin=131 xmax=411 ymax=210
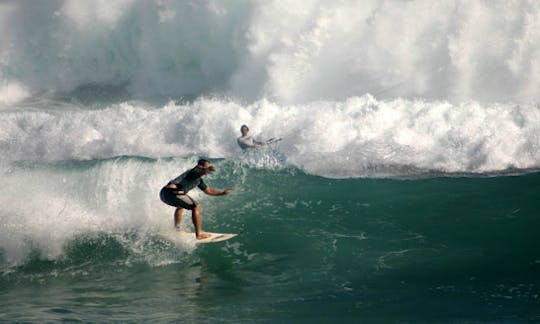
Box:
xmin=197 ymin=159 xmax=210 ymax=166
xmin=195 ymin=159 xmax=215 ymax=173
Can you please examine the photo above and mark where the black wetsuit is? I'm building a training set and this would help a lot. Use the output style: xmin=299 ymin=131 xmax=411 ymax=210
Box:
xmin=159 ymin=168 xmax=208 ymax=210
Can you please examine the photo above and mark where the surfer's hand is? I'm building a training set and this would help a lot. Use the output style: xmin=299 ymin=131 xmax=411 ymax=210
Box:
xmin=222 ymin=188 xmax=233 ymax=195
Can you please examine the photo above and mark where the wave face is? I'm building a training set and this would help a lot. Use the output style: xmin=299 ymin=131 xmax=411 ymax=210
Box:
xmin=1 ymin=158 xmax=539 ymax=322
xmin=1 ymin=1 xmax=540 ymax=103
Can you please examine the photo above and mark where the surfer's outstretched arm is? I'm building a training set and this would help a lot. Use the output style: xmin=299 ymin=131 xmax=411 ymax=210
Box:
xmin=203 ymin=187 xmax=233 ymax=196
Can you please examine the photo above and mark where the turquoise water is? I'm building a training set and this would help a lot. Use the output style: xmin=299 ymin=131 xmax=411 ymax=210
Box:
xmin=1 ymin=158 xmax=539 ymax=322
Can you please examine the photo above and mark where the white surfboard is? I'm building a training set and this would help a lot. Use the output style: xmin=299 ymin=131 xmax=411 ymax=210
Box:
xmin=178 ymin=231 xmax=237 ymax=244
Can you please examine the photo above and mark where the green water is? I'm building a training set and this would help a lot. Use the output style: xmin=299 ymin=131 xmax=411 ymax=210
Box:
xmin=1 ymin=163 xmax=539 ymax=322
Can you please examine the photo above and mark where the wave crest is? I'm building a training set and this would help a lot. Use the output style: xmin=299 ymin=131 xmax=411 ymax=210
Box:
xmin=1 ymin=1 xmax=540 ymax=103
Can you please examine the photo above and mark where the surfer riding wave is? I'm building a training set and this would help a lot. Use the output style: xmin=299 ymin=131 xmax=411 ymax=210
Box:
xmin=160 ymin=159 xmax=232 ymax=240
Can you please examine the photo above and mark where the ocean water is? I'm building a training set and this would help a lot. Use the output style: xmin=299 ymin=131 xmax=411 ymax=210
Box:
xmin=1 ymin=1 xmax=540 ymax=322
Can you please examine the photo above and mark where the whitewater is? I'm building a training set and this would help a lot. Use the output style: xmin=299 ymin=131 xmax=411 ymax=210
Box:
xmin=1 ymin=1 xmax=540 ymax=322
xmin=1 ymin=0 xmax=540 ymax=175
xmin=2 ymin=96 xmax=540 ymax=176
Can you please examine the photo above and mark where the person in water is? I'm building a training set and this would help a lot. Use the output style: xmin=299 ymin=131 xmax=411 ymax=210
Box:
xmin=237 ymin=124 xmax=265 ymax=150
xmin=160 ymin=159 xmax=232 ymax=240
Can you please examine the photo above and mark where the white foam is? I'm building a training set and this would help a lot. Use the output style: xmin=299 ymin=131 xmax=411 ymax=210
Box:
xmin=0 ymin=82 xmax=30 ymax=105
xmin=1 ymin=1 xmax=540 ymax=103
xmin=0 ymin=157 xmax=198 ymax=267
xmin=1 ymin=96 xmax=539 ymax=178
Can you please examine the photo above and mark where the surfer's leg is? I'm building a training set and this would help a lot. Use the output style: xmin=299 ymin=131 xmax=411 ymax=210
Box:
xmin=170 ymin=193 xmax=196 ymax=230
xmin=174 ymin=207 xmax=183 ymax=229
xmin=192 ymin=205 xmax=211 ymax=240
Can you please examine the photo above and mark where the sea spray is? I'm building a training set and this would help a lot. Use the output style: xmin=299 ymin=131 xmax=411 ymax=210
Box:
xmin=1 ymin=1 xmax=540 ymax=103
xmin=0 ymin=157 xmax=202 ymax=267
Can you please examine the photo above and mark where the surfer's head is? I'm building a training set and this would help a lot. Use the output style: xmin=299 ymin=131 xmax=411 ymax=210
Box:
xmin=240 ymin=125 xmax=249 ymax=136
xmin=195 ymin=159 xmax=215 ymax=175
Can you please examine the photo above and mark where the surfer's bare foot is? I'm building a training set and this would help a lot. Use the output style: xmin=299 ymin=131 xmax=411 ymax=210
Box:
xmin=196 ymin=232 xmax=212 ymax=240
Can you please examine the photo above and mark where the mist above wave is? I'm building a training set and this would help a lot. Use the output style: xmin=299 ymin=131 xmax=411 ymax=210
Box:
xmin=1 ymin=1 xmax=540 ymax=104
